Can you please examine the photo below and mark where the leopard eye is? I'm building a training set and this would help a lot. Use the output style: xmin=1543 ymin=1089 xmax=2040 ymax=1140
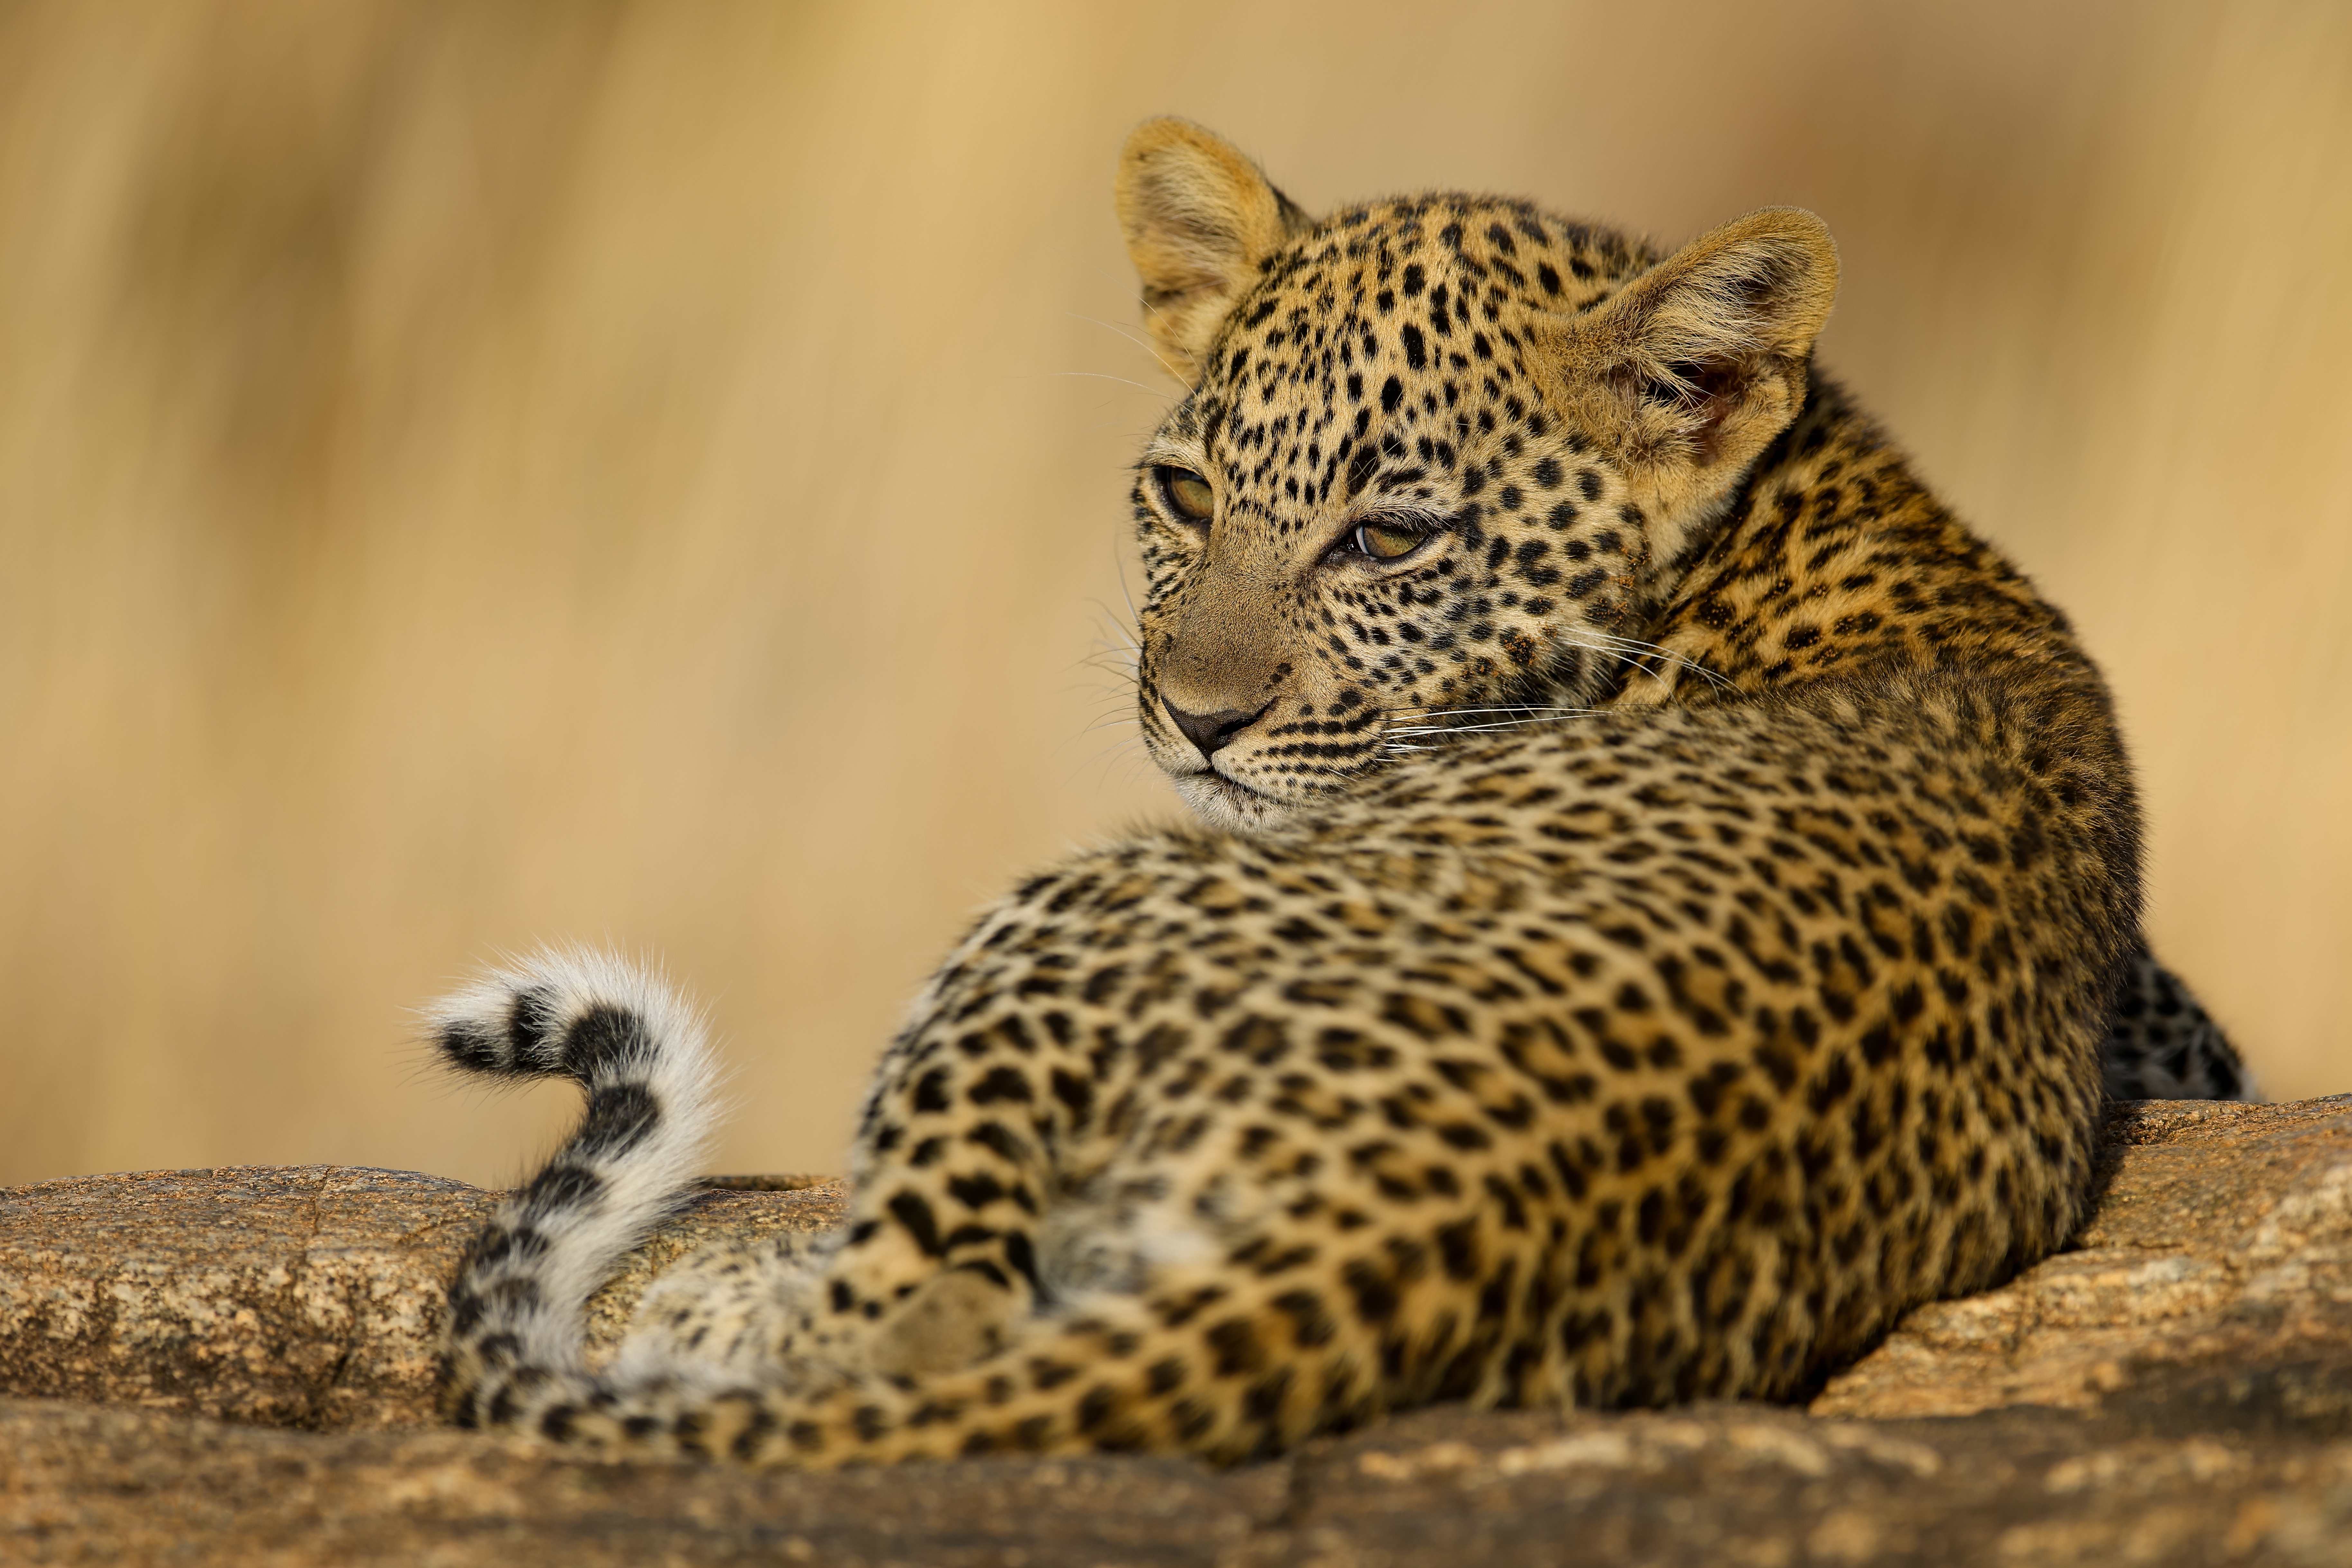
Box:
xmin=1351 ymin=517 xmax=1432 ymax=560
xmin=1156 ymin=467 xmax=1214 ymax=524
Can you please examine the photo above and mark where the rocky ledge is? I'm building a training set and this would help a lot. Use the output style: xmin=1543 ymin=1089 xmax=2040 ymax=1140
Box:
xmin=2 ymin=1097 xmax=2347 ymax=1566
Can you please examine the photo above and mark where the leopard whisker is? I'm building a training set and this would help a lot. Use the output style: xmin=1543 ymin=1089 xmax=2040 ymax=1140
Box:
xmin=1043 ymin=370 xmax=1170 ymax=397
xmin=1564 ymin=632 xmax=1733 ymax=691
xmin=1063 ymin=309 xmax=1186 ymax=384
xmin=1389 ymin=719 xmax=1584 ymax=737
xmin=1390 ymin=705 xmax=1605 ymax=722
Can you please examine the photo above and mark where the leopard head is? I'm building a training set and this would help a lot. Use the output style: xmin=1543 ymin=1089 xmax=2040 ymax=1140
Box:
xmin=1115 ymin=119 xmax=1839 ymax=832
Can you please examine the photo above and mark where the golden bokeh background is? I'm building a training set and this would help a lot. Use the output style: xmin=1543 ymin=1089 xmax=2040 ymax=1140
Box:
xmin=3 ymin=0 xmax=2346 ymax=1189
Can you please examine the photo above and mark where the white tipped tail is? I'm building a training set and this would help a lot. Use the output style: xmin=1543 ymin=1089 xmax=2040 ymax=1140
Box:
xmin=432 ymin=948 xmax=724 ymax=1388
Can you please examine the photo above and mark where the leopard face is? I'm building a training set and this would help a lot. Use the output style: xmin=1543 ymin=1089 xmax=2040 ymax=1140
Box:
xmin=1129 ymin=208 xmax=1649 ymax=831
xmin=1119 ymin=127 xmax=1837 ymax=832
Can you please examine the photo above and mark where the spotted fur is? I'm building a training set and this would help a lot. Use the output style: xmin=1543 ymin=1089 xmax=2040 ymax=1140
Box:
xmin=2101 ymin=941 xmax=2255 ymax=1101
xmin=433 ymin=120 xmax=2247 ymax=1467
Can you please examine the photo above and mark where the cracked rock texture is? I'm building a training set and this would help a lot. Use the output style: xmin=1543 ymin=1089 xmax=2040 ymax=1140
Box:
xmin=2 ymin=1097 xmax=2348 ymax=1566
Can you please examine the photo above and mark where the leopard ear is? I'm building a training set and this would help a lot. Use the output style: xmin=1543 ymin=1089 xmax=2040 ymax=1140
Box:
xmin=1559 ymin=208 xmax=1839 ymax=477
xmin=1116 ymin=119 xmax=1312 ymax=386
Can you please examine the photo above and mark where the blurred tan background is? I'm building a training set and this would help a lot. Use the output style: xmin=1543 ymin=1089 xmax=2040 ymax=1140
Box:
xmin=2 ymin=0 xmax=2346 ymax=1189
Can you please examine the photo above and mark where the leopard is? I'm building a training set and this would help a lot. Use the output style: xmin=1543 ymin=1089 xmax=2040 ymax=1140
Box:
xmin=428 ymin=118 xmax=2254 ymax=1469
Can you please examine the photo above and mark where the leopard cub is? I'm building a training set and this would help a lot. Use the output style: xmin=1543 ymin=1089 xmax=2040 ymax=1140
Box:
xmin=432 ymin=119 xmax=2249 ymax=1466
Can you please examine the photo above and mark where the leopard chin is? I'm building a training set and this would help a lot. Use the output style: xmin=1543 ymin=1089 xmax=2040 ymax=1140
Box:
xmin=1168 ymin=768 xmax=1313 ymax=835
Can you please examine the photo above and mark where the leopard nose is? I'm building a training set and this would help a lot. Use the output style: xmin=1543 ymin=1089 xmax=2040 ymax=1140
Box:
xmin=1162 ymin=697 xmax=1270 ymax=761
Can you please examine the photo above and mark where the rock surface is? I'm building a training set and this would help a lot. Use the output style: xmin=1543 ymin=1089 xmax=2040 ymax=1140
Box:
xmin=2 ymin=1097 xmax=2348 ymax=1565
xmin=0 ymin=1164 xmax=846 ymax=1429
xmin=1816 ymin=1096 xmax=2352 ymax=1430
